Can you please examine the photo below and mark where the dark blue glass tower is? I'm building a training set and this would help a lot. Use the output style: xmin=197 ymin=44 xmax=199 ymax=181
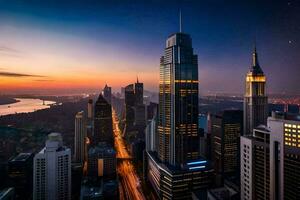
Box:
xmin=158 ymin=32 xmax=199 ymax=167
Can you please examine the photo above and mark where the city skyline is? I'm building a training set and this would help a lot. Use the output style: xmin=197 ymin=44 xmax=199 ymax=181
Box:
xmin=0 ymin=0 xmax=299 ymax=95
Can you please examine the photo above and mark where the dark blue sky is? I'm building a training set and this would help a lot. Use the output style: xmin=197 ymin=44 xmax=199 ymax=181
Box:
xmin=0 ymin=0 xmax=299 ymax=94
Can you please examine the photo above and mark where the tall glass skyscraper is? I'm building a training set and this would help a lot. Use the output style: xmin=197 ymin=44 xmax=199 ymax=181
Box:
xmin=146 ymin=27 xmax=213 ymax=200
xmin=158 ymin=32 xmax=199 ymax=166
xmin=243 ymin=46 xmax=268 ymax=136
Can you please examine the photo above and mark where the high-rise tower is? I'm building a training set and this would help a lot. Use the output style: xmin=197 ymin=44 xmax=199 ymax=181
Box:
xmin=146 ymin=15 xmax=213 ymax=199
xmin=33 ymin=133 xmax=71 ymax=200
xmin=158 ymin=31 xmax=199 ymax=166
xmin=243 ymin=46 xmax=268 ymax=136
xmin=94 ymin=94 xmax=113 ymax=145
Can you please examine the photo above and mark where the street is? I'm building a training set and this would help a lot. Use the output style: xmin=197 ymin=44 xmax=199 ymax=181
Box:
xmin=112 ymin=109 xmax=146 ymax=200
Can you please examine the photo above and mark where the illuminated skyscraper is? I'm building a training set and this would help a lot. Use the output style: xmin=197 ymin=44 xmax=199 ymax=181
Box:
xmin=158 ymin=31 xmax=199 ymax=166
xmin=74 ymin=111 xmax=86 ymax=163
xmin=244 ymin=46 xmax=268 ymax=136
xmin=147 ymin=16 xmax=213 ymax=199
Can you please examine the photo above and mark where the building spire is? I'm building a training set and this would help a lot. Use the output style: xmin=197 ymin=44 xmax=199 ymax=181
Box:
xmin=252 ymin=41 xmax=258 ymax=67
xmin=179 ymin=9 xmax=182 ymax=33
xmin=137 ymin=75 xmax=139 ymax=83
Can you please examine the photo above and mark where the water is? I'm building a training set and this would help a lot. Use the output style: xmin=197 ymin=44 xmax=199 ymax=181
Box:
xmin=0 ymin=98 xmax=56 ymax=116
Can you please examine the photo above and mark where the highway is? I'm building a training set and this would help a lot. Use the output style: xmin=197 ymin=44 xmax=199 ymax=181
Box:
xmin=112 ymin=109 xmax=146 ymax=200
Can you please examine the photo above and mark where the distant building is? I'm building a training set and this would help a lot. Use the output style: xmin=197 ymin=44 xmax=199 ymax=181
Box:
xmin=124 ymin=84 xmax=135 ymax=129
xmin=7 ymin=153 xmax=34 ymax=200
xmin=243 ymin=46 xmax=268 ymax=135
xmin=211 ymin=110 xmax=243 ymax=185
xmin=87 ymin=99 xmax=93 ymax=120
xmin=33 ymin=133 xmax=71 ymax=200
xmin=199 ymin=114 xmax=208 ymax=132
xmin=74 ymin=111 xmax=86 ymax=163
xmin=103 ymin=84 xmax=112 ymax=104
xmin=87 ymin=143 xmax=116 ymax=180
xmin=134 ymin=78 xmax=143 ymax=105
xmin=94 ymin=94 xmax=113 ymax=145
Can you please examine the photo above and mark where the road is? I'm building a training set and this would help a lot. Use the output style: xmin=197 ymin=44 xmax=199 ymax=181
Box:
xmin=112 ymin=109 xmax=146 ymax=200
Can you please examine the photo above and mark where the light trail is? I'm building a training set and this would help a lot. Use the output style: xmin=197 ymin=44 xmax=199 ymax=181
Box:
xmin=112 ymin=109 xmax=146 ymax=200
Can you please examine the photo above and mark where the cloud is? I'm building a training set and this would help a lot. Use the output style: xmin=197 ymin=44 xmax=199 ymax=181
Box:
xmin=0 ymin=45 xmax=22 ymax=58
xmin=0 ymin=71 xmax=47 ymax=78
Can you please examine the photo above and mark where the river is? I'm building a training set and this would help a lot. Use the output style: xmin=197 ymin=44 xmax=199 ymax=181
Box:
xmin=0 ymin=98 xmax=56 ymax=116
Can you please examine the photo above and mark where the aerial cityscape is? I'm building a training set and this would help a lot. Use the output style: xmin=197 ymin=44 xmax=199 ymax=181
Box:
xmin=0 ymin=1 xmax=300 ymax=200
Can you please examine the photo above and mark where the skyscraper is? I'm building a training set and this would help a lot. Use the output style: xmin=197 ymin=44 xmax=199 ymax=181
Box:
xmin=94 ymin=94 xmax=113 ymax=145
xmin=158 ymin=30 xmax=199 ymax=166
xmin=103 ymin=84 xmax=112 ymax=104
xmin=134 ymin=78 xmax=146 ymax=127
xmin=240 ymin=125 xmax=270 ymax=200
xmin=211 ymin=110 xmax=243 ymax=185
xmin=33 ymin=133 xmax=71 ymax=200
xmin=243 ymin=46 xmax=268 ymax=136
xmin=134 ymin=77 xmax=143 ymax=105
xmin=240 ymin=112 xmax=300 ymax=200
xmin=74 ymin=111 xmax=86 ymax=163
xmin=8 ymin=153 xmax=34 ymax=200
xmin=124 ymin=84 xmax=135 ymax=128
xmin=146 ymin=17 xmax=213 ymax=199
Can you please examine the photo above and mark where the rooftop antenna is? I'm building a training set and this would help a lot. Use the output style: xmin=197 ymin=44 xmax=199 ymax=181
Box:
xmin=179 ymin=9 xmax=182 ymax=33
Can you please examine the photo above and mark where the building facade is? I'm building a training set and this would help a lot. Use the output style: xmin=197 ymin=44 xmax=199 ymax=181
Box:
xmin=87 ymin=143 xmax=116 ymax=180
xmin=33 ymin=133 xmax=71 ymax=200
xmin=240 ymin=125 xmax=270 ymax=200
xmin=243 ymin=46 xmax=268 ymax=136
xmin=211 ymin=110 xmax=243 ymax=184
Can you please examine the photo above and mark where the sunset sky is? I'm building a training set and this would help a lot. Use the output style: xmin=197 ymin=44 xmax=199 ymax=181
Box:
xmin=0 ymin=0 xmax=299 ymax=95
